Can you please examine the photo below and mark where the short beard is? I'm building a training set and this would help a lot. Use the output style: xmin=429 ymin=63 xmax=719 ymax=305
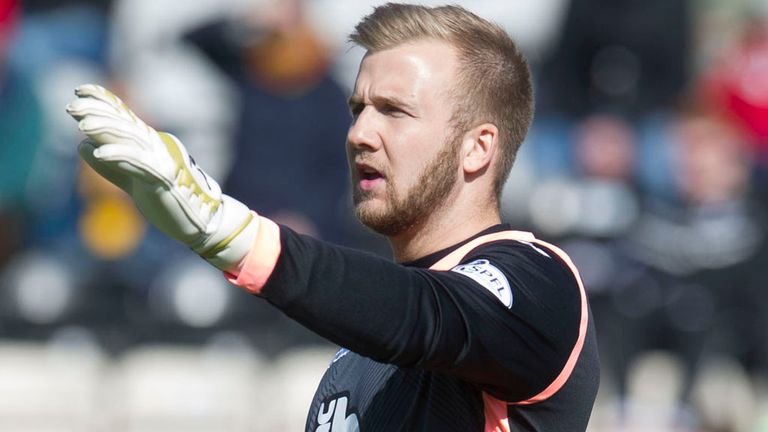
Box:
xmin=353 ymin=133 xmax=461 ymax=237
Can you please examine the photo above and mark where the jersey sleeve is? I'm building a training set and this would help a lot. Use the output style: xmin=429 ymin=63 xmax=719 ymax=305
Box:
xmin=229 ymin=225 xmax=585 ymax=402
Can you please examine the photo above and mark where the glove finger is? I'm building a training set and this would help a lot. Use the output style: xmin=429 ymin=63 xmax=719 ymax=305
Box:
xmin=66 ymin=97 xmax=123 ymax=122
xmin=74 ymin=84 xmax=128 ymax=111
xmin=78 ymin=139 xmax=133 ymax=192
xmin=92 ymin=142 xmax=166 ymax=184
xmin=73 ymin=84 xmax=146 ymax=127
xmin=78 ymin=116 xmax=152 ymax=149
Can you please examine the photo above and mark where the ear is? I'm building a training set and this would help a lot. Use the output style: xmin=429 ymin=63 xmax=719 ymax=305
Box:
xmin=461 ymin=123 xmax=498 ymax=174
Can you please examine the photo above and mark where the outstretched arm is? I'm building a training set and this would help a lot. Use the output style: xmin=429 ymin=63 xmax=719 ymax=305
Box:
xmin=66 ymin=84 xmax=267 ymax=272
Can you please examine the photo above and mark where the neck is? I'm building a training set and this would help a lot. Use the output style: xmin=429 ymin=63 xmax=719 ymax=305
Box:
xmin=388 ymin=192 xmax=501 ymax=262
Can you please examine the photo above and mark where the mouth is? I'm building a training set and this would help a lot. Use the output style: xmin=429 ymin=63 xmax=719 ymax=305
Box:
xmin=357 ymin=163 xmax=384 ymax=180
xmin=355 ymin=162 xmax=386 ymax=191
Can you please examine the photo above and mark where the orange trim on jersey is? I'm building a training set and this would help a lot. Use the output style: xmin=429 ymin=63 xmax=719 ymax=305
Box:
xmin=225 ymin=216 xmax=282 ymax=295
xmin=429 ymin=231 xmax=588 ymax=409
xmin=510 ymin=237 xmax=588 ymax=405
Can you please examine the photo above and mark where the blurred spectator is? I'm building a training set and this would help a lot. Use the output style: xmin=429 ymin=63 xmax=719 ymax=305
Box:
xmin=631 ymin=111 xmax=763 ymax=282
xmin=698 ymin=16 xmax=768 ymax=163
xmin=108 ymin=0 xmax=239 ymax=182
xmin=0 ymin=1 xmax=161 ymax=346
xmin=527 ymin=0 xmax=691 ymax=208
xmin=2 ymin=0 xmax=112 ymax=249
xmin=527 ymin=115 xmax=640 ymax=238
xmin=186 ymin=0 xmax=351 ymax=245
xmin=625 ymin=110 xmax=768 ymax=420
xmin=0 ymin=0 xmax=43 ymax=268
xmin=538 ymin=0 xmax=690 ymax=119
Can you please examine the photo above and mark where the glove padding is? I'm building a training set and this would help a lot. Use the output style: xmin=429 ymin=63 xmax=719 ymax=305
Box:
xmin=66 ymin=84 xmax=257 ymax=271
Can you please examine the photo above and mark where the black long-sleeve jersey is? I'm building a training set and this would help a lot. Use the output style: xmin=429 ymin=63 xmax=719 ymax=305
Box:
xmin=229 ymin=223 xmax=599 ymax=431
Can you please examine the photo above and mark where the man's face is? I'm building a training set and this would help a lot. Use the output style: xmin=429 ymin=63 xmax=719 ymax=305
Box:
xmin=347 ymin=40 xmax=462 ymax=236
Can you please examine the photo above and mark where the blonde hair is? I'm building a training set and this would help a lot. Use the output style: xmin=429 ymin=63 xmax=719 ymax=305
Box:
xmin=350 ymin=3 xmax=534 ymax=200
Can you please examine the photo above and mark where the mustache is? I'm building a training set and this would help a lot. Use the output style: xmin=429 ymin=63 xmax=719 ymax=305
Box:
xmin=351 ymin=154 xmax=375 ymax=165
xmin=351 ymin=156 xmax=387 ymax=175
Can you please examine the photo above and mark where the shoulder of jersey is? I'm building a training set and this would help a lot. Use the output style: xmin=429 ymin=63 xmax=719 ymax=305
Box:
xmin=449 ymin=240 xmax=552 ymax=309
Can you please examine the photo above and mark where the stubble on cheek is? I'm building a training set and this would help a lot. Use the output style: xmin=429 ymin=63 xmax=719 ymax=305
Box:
xmin=352 ymin=139 xmax=460 ymax=237
xmin=352 ymin=174 xmax=401 ymax=236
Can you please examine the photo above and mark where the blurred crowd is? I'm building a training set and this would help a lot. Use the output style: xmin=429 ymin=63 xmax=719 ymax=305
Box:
xmin=2 ymin=0 xmax=768 ymax=430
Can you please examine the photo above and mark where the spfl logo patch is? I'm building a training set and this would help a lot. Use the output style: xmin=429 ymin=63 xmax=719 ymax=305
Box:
xmin=451 ymin=259 xmax=513 ymax=308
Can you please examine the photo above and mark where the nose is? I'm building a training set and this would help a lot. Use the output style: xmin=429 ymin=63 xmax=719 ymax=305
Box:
xmin=347 ymin=106 xmax=382 ymax=152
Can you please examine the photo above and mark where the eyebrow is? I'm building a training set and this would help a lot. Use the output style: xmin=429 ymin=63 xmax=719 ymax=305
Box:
xmin=347 ymin=94 xmax=417 ymax=113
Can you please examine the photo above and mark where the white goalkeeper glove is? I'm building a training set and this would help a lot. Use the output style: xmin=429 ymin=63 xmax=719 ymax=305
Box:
xmin=66 ymin=84 xmax=257 ymax=271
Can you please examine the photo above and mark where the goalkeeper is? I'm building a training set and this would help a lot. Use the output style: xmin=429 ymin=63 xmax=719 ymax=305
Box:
xmin=67 ymin=4 xmax=599 ymax=431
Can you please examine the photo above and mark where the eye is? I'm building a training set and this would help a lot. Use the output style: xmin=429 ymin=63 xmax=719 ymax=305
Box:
xmin=380 ymin=104 xmax=406 ymax=117
xmin=349 ymin=103 xmax=364 ymax=119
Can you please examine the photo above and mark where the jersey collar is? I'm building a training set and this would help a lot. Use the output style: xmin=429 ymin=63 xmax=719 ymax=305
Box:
xmin=401 ymin=223 xmax=511 ymax=268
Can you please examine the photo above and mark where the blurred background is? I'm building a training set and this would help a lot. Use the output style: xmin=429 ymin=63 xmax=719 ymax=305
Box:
xmin=1 ymin=0 xmax=768 ymax=430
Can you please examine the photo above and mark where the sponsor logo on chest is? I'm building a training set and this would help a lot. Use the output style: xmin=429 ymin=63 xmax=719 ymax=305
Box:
xmin=316 ymin=394 xmax=359 ymax=432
